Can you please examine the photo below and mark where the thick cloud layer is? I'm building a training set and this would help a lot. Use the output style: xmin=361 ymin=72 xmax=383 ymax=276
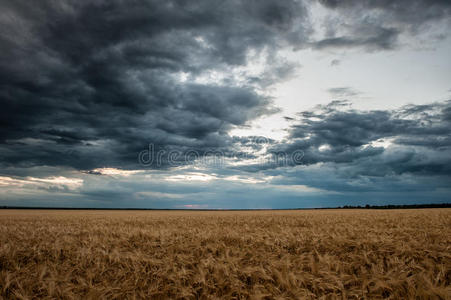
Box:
xmin=2 ymin=0 xmax=451 ymax=173
xmin=1 ymin=100 xmax=450 ymax=208
xmin=266 ymin=101 xmax=451 ymax=194
xmin=1 ymin=0 xmax=451 ymax=208
xmin=315 ymin=0 xmax=451 ymax=50
xmin=0 ymin=0 xmax=309 ymax=170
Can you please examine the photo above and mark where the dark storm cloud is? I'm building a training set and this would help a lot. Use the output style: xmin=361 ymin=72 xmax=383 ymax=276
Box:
xmin=1 ymin=0 xmax=450 ymax=179
xmin=315 ymin=0 xmax=451 ymax=51
xmin=319 ymin=0 xmax=451 ymax=26
xmin=0 ymin=0 xmax=310 ymax=172
xmin=241 ymin=100 xmax=451 ymax=200
xmin=270 ymin=100 xmax=451 ymax=177
xmin=314 ymin=27 xmax=399 ymax=51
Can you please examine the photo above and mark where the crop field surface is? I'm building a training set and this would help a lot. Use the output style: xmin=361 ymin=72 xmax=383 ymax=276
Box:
xmin=0 ymin=209 xmax=449 ymax=299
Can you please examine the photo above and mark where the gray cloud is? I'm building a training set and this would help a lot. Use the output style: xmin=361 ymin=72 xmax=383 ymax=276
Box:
xmin=327 ymin=87 xmax=361 ymax=98
xmin=1 ymin=1 xmax=451 ymax=208
xmin=269 ymin=100 xmax=451 ymax=178
xmin=314 ymin=27 xmax=399 ymax=51
xmin=2 ymin=0 xmax=450 ymax=174
xmin=0 ymin=0 xmax=309 ymax=171
xmin=318 ymin=0 xmax=451 ymax=28
xmin=315 ymin=0 xmax=451 ymax=51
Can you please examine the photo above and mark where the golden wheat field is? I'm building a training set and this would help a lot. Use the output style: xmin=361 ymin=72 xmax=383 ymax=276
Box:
xmin=0 ymin=209 xmax=449 ymax=299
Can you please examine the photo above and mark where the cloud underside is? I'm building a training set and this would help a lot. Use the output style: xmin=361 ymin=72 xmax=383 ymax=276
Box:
xmin=264 ymin=101 xmax=451 ymax=194
xmin=1 ymin=0 xmax=451 ymax=207
xmin=2 ymin=101 xmax=450 ymax=207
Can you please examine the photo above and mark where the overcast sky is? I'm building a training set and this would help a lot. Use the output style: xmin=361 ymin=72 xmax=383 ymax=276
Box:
xmin=1 ymin=0 xmax=450 ymax=208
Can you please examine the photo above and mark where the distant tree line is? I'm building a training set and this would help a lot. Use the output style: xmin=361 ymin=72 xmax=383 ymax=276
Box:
xmin=0 ymin=203 xmax=450 ymax=210
xmin=332 ymin=203 xmax=451 ymax=209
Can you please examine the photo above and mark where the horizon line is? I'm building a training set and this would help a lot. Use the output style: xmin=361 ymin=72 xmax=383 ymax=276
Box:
xmin=1 ymin=203 xmax=450 ymax=211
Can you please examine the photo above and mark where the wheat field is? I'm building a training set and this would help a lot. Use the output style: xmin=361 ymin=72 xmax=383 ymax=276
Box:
xmin=0 ymin=209 xmax=449 ymax=299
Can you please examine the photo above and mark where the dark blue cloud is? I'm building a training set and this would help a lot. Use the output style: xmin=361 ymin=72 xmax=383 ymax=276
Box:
xmin=1 ymin=0 xmax=451 ymax=208
xmin=0 ymin=0 xmax=307 ymax=171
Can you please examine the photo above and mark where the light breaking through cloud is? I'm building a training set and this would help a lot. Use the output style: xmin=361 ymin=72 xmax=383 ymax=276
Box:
xmin=1 ymin=0 xmax=450 ymax=208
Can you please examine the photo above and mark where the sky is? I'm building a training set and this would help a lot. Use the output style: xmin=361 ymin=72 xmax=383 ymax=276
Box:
xmin=0 ymin=0 xmax=450 ymax=208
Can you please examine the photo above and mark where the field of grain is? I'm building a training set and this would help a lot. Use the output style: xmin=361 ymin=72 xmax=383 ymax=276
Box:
xmin=0 ymin=209 xmax=449 ymax=299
